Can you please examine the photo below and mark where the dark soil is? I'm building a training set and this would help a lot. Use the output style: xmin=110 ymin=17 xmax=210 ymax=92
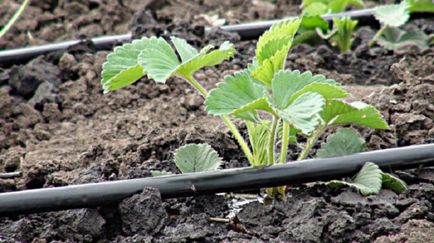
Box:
xmin=0 ymin=0 xmax=300 ymax=50
xmin=0 ymin=1 xmax=433 ymax=242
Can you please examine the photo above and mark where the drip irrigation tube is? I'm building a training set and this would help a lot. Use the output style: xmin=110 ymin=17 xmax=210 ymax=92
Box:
xmin=0 ymin=143 xmax=433 ymax=216
xmin=1 ymin=8 xmax=424 ymax=66
xmin=0 ymin=34 xmax=131 ymax=67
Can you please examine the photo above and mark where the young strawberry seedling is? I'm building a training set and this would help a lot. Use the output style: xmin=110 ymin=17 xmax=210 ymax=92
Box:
xmin=101 ymin=18 xmax=406 ymax=197
xmin=312 ymin=16 xmax=358 ymax=53
xmin=370 ymin=0 xmax=430 ymax=50
xmin=330 ymin=17 xmax=358 ymax=52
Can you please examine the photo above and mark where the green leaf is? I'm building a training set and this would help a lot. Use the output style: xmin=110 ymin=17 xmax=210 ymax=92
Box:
xmin=287 ymin=82 xmax=347 ymax=105
xmin=382 ymin=172 xmax=407 ymax=194
xmin=300 ymin=16 xmax=329 ymax=31
xmin=332 ymin=103 xmax=389 ymax=129
xmin=232 ymin=98 xmax=272 ymax=119
xmin=321 ymin=100 xmax=389 ymax=129
xmin=320 ymin=100 xmax=355 ymax=123
xmin=137 ymin=37 xmax=235 ymax=83
xmin=302 ymin=0 xmax=328 ymax=6
xmin=138 ymin=37 xmax=180 ymax=83
xmin=347 ymin=0 xmax=365 ymax=8
xmin=101 ymin=37 xmax=150 ymax=92
xmin=247 ymin=121 xmax=271 ymax=167
xmin=271 ymin=70 xmax=312 ymax=109
xmin=327 ymin=162 xmax=383 ymax=196
xmin=256 ymin=18 xmax=301 ymax=63
xmin=206 ymin=70 xmax=271 ymax=121
xmin=174 ymin=143 xmax=223 ymax=173
xmin=251 ymin=47 xmax=289 ymax=86
xmin=271 ymin=70 xmax=342 ymax=109
xmin=171 ymin=36 xmax=199 ymax=62
xmin=277 ymin=92 xmax=325 ymax=134
xmin=251 ymin=18 xmax=301 ymax=86
xmin=302 ymin=0 xmax=364 ymax=16
xmin=176 ymin=41 xmax=236 ymax=77
xmin=316 ymin=128 xmax=365 ymax=158
xmin=271 ymin=70 xmax=341 ymax=110
xmin=304 ymin=2 xmax=328 ymax=16
xmin=329 ymin=0 xmax=348 ymax=12
xmin=407 ymin=0 xmax=434 ymax=13
xmin=374 ymin=1 xmax=410 ymax=27
xmin=329 ymin=0 xmax=364 ymax=13
xmin=102 ymin=65 xmax=144 ymax=92
xmin=377 ymin=26 xmax=429 ymax=51
xmin=331 ymin=17 xmax=358 ymax=53
xmin=151 ymin=170 xmax=174 ymax=176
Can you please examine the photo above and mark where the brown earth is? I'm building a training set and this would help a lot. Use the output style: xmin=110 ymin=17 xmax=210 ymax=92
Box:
xmin=0 ymin=1 xmax=433 ymax=242
xmin=0 ymin=0 xmax=300 ymax=50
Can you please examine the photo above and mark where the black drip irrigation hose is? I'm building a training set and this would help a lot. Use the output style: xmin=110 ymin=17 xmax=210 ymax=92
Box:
xmin=0 ymin=143 xmax=433 ymax=216
xmin=0 ymin=34 xmax=132 ymax=67
xmin=223 ymin=8 xmax=374 ymax=39
xmin=0 ymin=8 xmax=412 ymax=66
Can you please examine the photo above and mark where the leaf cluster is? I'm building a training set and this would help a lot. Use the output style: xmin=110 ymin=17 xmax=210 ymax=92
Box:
xmin=102 ymin=37 xmax=235 ymax=92
xmin=330 ymin=17 xmax=358 ymax=52
xmin=370 ymin=0 xmax=430 ymax=50
xmin=101 ymin=18 xmax=401 ymax=198
xmin=319 ymin=129 xmax=407 ymax=195
xmin=295 ymin=15 xmax=358 ymax=53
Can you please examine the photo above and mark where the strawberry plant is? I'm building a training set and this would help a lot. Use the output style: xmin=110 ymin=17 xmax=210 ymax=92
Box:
xmin=314 ymin=16 xmax=358 ymax=53
xmin=101 ymin=18 xmax=400 ymax=198
xmin=369 ymin=0 xmax=430 ymax=50
xmin=318 ymin=128 xmax=407 ymax=195
xmin=330 ymin=17 xmax=358 ymax=52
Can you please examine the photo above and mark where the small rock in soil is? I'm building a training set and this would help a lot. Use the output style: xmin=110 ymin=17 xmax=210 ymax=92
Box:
xmin=190 ymin=194 xmax=228 ymax=216
xmin=28 ymin=81 xmax=59 ymax=109
xmin=71 ymin=208 xmax=106 ymax=237
xmin=8 ymin=58 xmax=61 ymax=98
xmin=162 ymin=213 xmax=218 ymax=241
xmin=393 ymin=200 xmax=432 ymax=224
xmin=12 ymin=103 xmax=43 ymax=128
xmin=375 ymin=219 xmax=434 ymax=243
xmin=0 ymin=68 xmax=9 ymax=86
xmin=21 ymin=159 xmax=59 ymax=189
xmin=118 ymin=187 xmax=168 ymax=236
xmin=0 ymin=89 xmax=14 ymax=119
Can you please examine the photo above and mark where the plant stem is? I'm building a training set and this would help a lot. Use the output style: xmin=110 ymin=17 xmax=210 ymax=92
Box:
xmin=268 ymin=116 xmax=279 ymax=166
xmin=183 ymin=75 xmax=209 ymax=97
xmin=221 ymin=115 xmax=254 ymax=163
xmin=297 ymin=124 xmax=327 ymax=161
xmin=0 ymin=0 xmax=30 ymax=39
xmin=183 ymin=75 xmax=254 ymax=163
xmin=279 ymin=121 xmax=290 ymax=163
xmin=368 ymin=25 xmax=386 ymax=48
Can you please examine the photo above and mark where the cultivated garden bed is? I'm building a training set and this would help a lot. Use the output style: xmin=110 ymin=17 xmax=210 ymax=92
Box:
xmin=0 ymin=0 xmax=433 ymax=242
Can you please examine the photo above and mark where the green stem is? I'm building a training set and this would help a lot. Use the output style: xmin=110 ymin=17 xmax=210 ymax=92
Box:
xmin=268 ymin=116 xmax=279 ymax=166
xmin=369 ymin=25 xmax=386 ymax=48
xmin=183 ymin=75 xmax=254 ymax=163
xmin=221 ymin=115 xmax=254 ymax=163
xmin=0 ymin=0 xmax=30 ymax=39
xmin=279 ymin=121 xmax=290 ymax=163
xmin=297 ymin=124 xmax=327 ymax=161
xmin=183 ymin=75 xmax=209 ymax=97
